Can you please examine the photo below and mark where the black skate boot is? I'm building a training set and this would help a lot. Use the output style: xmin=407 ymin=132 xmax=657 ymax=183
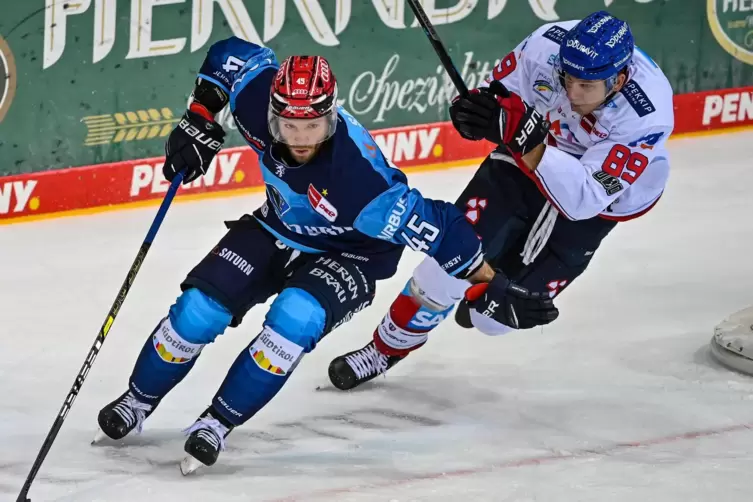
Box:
xmin=328 ymin=340 xmax=406 ymax=391
xmin=94 ymin=390 xmax=156 ymax=442
xmin=180 ymin=406 xmax=234 ymax=475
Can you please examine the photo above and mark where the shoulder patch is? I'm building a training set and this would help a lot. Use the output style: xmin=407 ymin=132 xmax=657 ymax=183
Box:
xmin=542 ymin=25 xmax=568 ymax=45
xmin=620 ymin=80 xmax=655 ymax=117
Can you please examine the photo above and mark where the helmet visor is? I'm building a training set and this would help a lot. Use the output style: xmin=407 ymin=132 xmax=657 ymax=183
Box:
xmin=268 ymin=109 xmax=337 ymax=146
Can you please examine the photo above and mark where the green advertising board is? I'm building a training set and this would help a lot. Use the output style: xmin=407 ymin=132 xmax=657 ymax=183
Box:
xmin=0 ymin=0 xmax=752 ymax=176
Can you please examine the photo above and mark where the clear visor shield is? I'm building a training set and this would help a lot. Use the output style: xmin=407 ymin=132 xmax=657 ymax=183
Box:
xmin=268 ymin=110 xmax=337 ymax=147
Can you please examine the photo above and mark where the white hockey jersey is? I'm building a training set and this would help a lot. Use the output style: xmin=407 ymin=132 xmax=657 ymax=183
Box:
xmin=484 ymin=21 xmax=674 ymax=221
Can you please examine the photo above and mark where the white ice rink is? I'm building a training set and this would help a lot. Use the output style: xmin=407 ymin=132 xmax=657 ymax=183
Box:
xmin=2 ymin=130 xmax=753 ymax=501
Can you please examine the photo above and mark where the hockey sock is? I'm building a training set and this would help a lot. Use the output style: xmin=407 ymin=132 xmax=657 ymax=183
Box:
xmin=129 ymin=317 xmax=203 ymax=405
xmin=211 ymin=325 xmax=304 ymax=426
xmin=129 ymin=290 xmax=232 ymax=405
xmin=210 ymin=287 xmax=323 ymax=426
xmin=373 ymin=279 xmax=455 ymax=357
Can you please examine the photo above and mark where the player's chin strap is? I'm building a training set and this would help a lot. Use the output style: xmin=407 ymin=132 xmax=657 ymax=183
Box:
xmin=599 ymin=66 xmax=634 ymax=110
xmin=521 ymin=201 xmax=558 ymax=265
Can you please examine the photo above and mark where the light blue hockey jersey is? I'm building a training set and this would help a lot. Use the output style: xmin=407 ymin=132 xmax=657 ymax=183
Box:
xmin=198 ymin=37 xmax=482 ymax=280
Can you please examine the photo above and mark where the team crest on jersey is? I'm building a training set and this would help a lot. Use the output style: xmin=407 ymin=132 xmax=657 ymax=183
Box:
xmin=533 ymin=72 xmax=556 ymax=102
xmin=307 ymin=184 xmax=338 ymax=222
xmin=265 ymin=183 xmax=290 ymax=218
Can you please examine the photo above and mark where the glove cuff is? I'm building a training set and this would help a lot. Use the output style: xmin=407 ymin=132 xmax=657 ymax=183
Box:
xmin=464 ymin=283 xmax=489 ymax=302
xmin=189 ymin=102 xmax=215 ymax=122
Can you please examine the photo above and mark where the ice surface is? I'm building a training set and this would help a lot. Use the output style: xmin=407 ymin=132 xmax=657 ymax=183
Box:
xmin=2 ymin=130 xmax=753 ymax=501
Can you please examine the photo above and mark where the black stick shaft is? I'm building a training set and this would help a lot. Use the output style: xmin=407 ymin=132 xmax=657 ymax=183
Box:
xmin=16 ymin=173 xmax=184 ymax=502
xmin=406 ymin=0 xmax=469 ymax=97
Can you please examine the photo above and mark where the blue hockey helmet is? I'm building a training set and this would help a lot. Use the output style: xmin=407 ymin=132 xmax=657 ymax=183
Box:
xmin=557 ymin=11 xmax=634 ymax=90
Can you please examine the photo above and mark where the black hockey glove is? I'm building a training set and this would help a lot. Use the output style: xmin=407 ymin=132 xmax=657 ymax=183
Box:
xmin=163 ymin=106 xmax=226 ymax=184
xmin=449 ymin=87 xmax=496 ymax=142
xmin=465 ymin=271 xmax=559 ymax=330
xmin=449 ymin=81 xmax=549 ymax=156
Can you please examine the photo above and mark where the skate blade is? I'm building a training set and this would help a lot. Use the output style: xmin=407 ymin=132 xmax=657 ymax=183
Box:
xmin=91 ymin=428 xmax=109 ymax=445
xmin=179 ymin=455 xmax=204 ymax=476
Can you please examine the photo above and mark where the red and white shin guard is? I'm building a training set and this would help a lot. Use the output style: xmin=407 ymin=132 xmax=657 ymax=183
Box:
xmin=373 ymin=291 xmax=434 ymax=357
xmin=372 ymin=257 xmax=470 ymax=357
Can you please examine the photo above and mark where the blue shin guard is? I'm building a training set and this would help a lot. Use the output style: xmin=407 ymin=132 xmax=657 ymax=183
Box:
xmin=211 ymin=288 xmax=326 ymax=426
xmin=129 ymin=289 xmax=232 ymax=404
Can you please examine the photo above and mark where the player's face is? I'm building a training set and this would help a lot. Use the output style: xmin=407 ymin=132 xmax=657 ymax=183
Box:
xmin=563 ymin=74 xmax=609 ymax=115
xmin=278 ymin=116 xmax=330 ymax=163
xmin=563 ymin=72 xmax=627 ymax=115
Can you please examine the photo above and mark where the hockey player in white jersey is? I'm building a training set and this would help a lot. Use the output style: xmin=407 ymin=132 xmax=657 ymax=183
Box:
xmin=328 ymin=10 xmax=674 ymax=389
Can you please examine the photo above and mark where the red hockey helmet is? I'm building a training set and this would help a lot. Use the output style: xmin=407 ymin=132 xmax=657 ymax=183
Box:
xmin=268 ymin=55 xmax=338 ymax=146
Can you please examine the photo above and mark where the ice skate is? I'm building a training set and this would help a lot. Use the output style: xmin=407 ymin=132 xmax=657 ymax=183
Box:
xmin=179 ymin=406 xmax=234 ymax=475
xmin=93 ymin=390 xmax=156 ymax=443
xmin=328 ymin=340 xmax=406 ymax=390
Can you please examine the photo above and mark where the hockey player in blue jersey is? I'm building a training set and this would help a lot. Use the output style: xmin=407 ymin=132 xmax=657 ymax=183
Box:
xmin=94 ymin=39 xmax=558 ymax=472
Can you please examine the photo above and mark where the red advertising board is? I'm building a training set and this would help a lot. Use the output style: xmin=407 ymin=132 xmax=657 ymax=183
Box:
xmin=1 ymin=87 xmax=751 ymax=223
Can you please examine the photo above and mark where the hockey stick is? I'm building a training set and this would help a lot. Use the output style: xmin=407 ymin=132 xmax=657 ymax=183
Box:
xmin=405 ymin=0 xmax=469 ymax=97
xmin=405 ymin=1 xmax=550 ymax=139
xmin=16 ymin=172 xmax=185 ymax=502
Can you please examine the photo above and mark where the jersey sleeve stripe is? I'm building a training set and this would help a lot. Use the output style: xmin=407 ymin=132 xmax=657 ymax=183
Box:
xmin=598 ymin=193 xmax=662 ymax=221
xmin=533 ymin=170 xmax=576 ymax=221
